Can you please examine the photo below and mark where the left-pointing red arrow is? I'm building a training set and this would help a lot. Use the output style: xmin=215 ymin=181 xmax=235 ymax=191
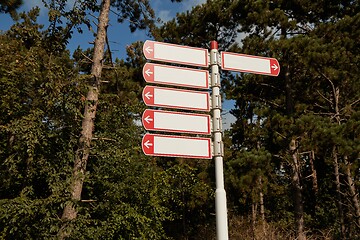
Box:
xmin=142 ymin=41 xmax=154 ymax=59
xmin=141 ymin=109 xmax=155 ymax=130
xmin=142 ymin=86 xmax=155 ymax=106
xmin=144 ymin=115 xmax=153 ymax=124
xmin=142 ymin=134 xmax=154 ymax=155
xmin=142 ymin=63 xmax=154 ymax=82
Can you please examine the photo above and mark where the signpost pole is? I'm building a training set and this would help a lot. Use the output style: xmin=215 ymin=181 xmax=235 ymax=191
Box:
xmin=210 ymin=41 xmax=228 ymax=240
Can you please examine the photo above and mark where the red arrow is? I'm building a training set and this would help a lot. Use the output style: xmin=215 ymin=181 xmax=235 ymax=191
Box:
xmin=142 ymin=134 xmax=154 ymax=155
xmin=144 ymin=69 xmax=153 ymax=77
xmin=144 ymin=91 xmax=153 ymax=100
xmin=270 ymin=59 xmax=280 ymax=76
xmin=142 ymin=86 xmax=154 ymax=105
xmin=143 ymin=140 xmax=153 ymax=148
xmin=141 ymin=109 xmax=154 ymax=130
xmin=142 ymin=63 xmax=154 ymax=82
xmin=144 ymin=115 xmax=153 ymax=124
xmin=142 ymin=41 xmax=154 ymax=59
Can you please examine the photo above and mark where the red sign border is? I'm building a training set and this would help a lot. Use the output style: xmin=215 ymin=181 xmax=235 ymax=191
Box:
xmin=143 ymin=40 xmax=209 ymax=68
xmin=220 ymin=51 xmax=280 ymax=76
xmin=142 ymin=85 xmax=210 ymax=112
xmin=142 ymin=63 xmax=210 ymax=89
xmin=142 ymin=109 xmax=211 ymax=135
xmin=141 ymin=133 xmax=212 ymax=159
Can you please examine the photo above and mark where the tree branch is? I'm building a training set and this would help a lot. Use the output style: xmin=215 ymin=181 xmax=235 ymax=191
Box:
xmin=92 ymin=137 xmax=116 ymax=142
xmin=81 ymin=52 xmax=93 ymax=63
xmin=316 ymin=90 xmax=332 ymax=105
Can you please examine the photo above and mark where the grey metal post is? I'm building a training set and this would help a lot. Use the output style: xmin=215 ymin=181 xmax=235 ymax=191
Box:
xmin=210 ymin=40 xmax=229 ymax=240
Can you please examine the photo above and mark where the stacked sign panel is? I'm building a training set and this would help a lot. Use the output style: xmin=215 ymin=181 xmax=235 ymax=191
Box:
xmin=141 ymin=40 xmax=212 ymax=159
xmin=141 ymin=40 xmax=281 ymax=159
xmin=141 ymin=39 xmax=281 ymax=240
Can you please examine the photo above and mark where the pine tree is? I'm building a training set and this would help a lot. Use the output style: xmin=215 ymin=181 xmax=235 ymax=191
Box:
xmin=157 ymin=0 xmax=359 ymax=238
xmin=0 ymin=0 xmax=23 ymax=19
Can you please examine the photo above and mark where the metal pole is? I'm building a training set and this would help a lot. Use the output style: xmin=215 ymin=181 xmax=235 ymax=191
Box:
xmin=210 ymin=40 xmax=229 ymax=240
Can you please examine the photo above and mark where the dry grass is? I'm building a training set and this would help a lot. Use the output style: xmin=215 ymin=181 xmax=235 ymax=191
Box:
xmin=193 ymin=214 xmax=338 ymax=240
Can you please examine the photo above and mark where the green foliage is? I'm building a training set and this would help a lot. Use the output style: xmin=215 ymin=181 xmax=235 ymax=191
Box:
xmin=221 ymin=0 xmax=360 ymax=237
xmin=0 ymin=11 xmax=84 ymax=239
xmin=0 ymin=0 xmax=23 ymax=19
xmin=156 ymin=0 xmax=240 ymax=48
xmin=1 ymin=0 xmax=359 ymax=239
xmin=111 ymin=0 xmax=156 ymax=33
xmin=0 ymin=6 xmax=214 ymax=238
xmin=161 ymin=0 xmax=359 ymax=237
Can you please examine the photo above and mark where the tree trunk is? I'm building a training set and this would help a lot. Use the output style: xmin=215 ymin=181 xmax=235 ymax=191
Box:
xmin=251 ymin=201 xmax=257 ymax=240
xmin=259 ymin=176 xmax=266 ymax=236
xmin=344 ymin=155 xmax=360 ymax=228
xmin=330 ymin=84 xmax=348 ymax=236
xmin=309 ymin=150 xmax=318 ymax=195
xmin=57 ymin=0 xmax=111 ymax=239
xmin=290 ymin=139 xmax=306 ymax=240
xmin=332 ymin=146 xmax=346 ymax=238
xmin=309 ymin=150 xmax=319 ymax=218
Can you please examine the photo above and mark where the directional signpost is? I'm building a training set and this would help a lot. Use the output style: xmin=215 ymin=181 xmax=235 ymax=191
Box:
xmin=142 ymin=85 xmax=210 ymax=112
xmin=221 ymin=51 xmax=280 ymax=76
xmin=143 ymin=63 xmax=209 ymax=89
xmin=142 ymin=133 xmax=212 ymax=159
xmin=141 ymin=40 xmax=280 ymax=240
xmin=142 ymin=109 xmax=211 ymax=135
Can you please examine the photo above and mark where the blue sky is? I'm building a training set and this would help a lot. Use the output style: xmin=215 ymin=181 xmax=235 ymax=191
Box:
xmin=0 ymin=0 xmax=236 ymax=128
xmin=0 ymin=0 xmax=206 ymax=59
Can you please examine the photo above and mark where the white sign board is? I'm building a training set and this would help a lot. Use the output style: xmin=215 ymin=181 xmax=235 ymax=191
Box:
xmin=143 ymin=40 xmax=209 ymax=67
xmin=142 ymin=133 xmax=212 ymax=159
xmin=142 ymin=109 xmax=211 ymax=135
xmin=143 ymin=63 xmax=209 ymax=89
xmin=221 ymin=52 xmax=280 ymax=76
xmin=142 ymin=85 xmax=210 ymax=112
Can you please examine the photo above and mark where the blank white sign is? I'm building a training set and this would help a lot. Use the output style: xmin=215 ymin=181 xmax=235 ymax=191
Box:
xmin=222 ymin=52 xmax=270 ymax=73
xmin=154 ymin=135 xmax=212 ymax=158
xmin=154 ymin=87 xmax=210 ymax=111
xmin=154 ymin=111 xmax=210 ymax=134
xmin=154 ymin=64 xmax=208 ymax=89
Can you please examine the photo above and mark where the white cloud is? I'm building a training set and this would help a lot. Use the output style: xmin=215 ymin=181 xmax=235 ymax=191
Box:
xmin=158 ymin=10 xmax=172 ymax=23
xmin=180 ymin=0 xmax=206 ymax=12
xmin=235 ymin=32 xmax=248 ymax=47
xmin=23 ymin=0 xmax=44 ymax=10
xmin=222 ymin=111 xmax=236 ymax=130
xmin=22 ymin=0 xmax=77 ymax=13
xmin=151 ymin=0 xmax=207 ymax=23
